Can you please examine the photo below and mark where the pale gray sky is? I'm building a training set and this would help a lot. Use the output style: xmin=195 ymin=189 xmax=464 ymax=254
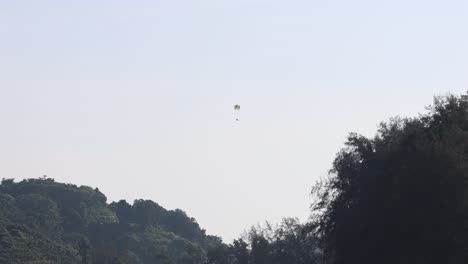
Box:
xmin=1 ymin=0 xmax=467 ymax=242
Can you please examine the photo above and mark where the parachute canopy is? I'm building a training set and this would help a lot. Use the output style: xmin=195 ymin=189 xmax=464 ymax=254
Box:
xmin=234 ymin=105 xmax=240 ymax=111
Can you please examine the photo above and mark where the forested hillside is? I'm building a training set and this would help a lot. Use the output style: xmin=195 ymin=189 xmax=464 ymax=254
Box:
xmin=0 ymin=177 xmax=323 ymax=264
xmin=0 ymin=178 xmax=223 ymax=263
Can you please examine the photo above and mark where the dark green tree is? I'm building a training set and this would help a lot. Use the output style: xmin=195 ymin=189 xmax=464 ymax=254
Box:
xmin=230 ymin=239 xmax=249 ymax=264
xmin=312 ymin=94 xmax=468 ymax=264
xmin=249 ymin=229 xmax=271 ymax=264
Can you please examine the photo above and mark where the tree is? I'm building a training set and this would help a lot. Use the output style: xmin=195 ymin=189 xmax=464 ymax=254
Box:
xmin=230 ymin=239 xmax=249 ymax=264
xmin=312 ymin=94 xmax=468 ymax=264
xmin=249 ymin=228 xmax=271 ymax=264
xmin=206 ymin=243 xmax=231 ymax=264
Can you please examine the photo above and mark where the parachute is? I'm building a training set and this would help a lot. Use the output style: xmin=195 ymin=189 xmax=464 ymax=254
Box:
xmin=234 ymin=105 xmax=240 ymax=121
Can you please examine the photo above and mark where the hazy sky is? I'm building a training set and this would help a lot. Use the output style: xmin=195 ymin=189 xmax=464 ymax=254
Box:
xmin=1 ymin=0 xmax=467 ymax=242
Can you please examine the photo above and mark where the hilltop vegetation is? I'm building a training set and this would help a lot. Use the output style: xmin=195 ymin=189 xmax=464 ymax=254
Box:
xmin=0 ymin=177 xmax=222 ymax=263
xmin=0 ymin=178 xmax=322 ymax=264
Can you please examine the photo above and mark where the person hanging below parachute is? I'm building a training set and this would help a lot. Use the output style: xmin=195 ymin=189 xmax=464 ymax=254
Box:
xmin=234 ymin=104 xmax=240 ymax=121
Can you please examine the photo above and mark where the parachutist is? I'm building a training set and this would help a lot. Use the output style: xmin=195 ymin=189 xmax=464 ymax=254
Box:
xmin=234 ymin=105 xmax=240 ymax=122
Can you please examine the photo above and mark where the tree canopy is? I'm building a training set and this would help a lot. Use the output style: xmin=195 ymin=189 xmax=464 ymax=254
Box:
xmin=0 ymin=177 xmax=223 ymax=264
xmin=312 ymin=95 xmax=468 ymax=264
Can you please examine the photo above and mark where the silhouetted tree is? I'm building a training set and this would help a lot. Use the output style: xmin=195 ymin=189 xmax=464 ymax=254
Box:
xmin=249 ymin=228 xmax=271 ymax=264
xmin=312 ymin=94 xmax=468 ymax=264
xmin=230 ymin=239 xmax=249 ymax=264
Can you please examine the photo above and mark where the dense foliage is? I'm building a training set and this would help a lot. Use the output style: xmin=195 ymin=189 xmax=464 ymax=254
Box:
xmin=0 ymin=178 xmax=321 ymax=264
xmin=0 ymin=178 xmax=223 ymax=263
xmin=205 ymin=219 xmax=322 ymax=264
xmin=312 ymin=95 xmax=468 ymax=263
